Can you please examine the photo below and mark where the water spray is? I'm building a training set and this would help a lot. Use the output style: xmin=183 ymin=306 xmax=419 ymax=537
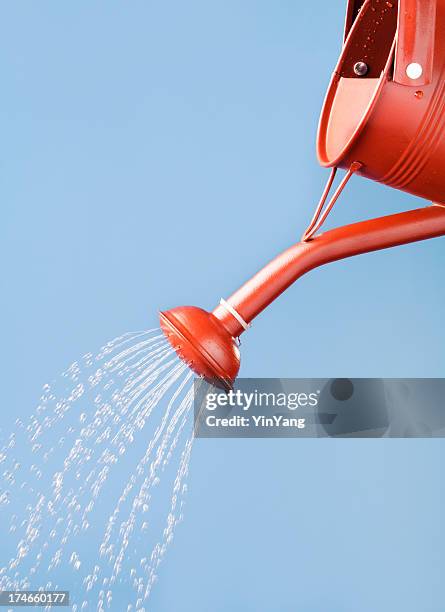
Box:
xmin=161 ymin=0 xmax=445 ymax=388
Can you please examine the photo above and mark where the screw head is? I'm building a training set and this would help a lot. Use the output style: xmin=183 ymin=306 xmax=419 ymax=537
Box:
xmin=353 ymin=61 xmax=369 ymax=76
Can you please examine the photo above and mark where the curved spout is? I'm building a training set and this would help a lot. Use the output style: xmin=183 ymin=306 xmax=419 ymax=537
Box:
xmin=160 ymin=204 xmax=445 ymax=389
xmin=212 ymin=205 xmax=445 ymax=337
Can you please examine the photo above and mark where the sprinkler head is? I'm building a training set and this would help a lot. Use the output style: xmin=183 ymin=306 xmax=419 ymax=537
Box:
xmin=159 ymin=306 xmax=240 ymax=390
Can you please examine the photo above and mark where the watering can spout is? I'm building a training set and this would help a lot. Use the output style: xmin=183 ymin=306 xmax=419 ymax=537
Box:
xmin=160 ymin=204 xmax=445 ymax=388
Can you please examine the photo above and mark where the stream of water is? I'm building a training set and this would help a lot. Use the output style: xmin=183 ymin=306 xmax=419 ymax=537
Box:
xmin=0 ymin=329 xmax=195 ymax=611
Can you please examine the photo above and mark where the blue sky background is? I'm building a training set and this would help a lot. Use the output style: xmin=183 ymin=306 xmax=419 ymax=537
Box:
xmin=1 ymin=1 xmax=445 ymax=610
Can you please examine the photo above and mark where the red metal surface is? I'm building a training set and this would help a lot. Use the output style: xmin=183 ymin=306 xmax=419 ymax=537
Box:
xmin=394 ymin=0 xmax=436 ymax=85
xmin=318 ymin=0 xmax=445 ymax=204
xmin=339 ymin=0 xmax=398 ymax=79
xmin=161 ymin=205 xmax=445 ymax=386
xmin=344 ymin=0 xmax=367 ymax=40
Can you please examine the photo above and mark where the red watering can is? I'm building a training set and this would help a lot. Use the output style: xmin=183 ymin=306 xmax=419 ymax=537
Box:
xmin=160 ymin=0 xmax=445 ymax=390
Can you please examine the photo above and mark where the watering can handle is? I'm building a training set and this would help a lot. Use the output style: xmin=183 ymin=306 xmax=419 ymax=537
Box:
xmin=394 ymin=0 xmax=436 ymax=86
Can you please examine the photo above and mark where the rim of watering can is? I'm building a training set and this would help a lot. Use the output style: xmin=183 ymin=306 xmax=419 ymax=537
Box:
xmin=317 ymin=3 xmax=397 ymax=169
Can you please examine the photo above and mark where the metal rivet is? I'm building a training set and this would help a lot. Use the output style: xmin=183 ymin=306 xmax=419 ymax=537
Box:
xmin=353 ymin=61 xmax=369 ymax=76
xmin=406 ymin=62 xmax=423 ymax=80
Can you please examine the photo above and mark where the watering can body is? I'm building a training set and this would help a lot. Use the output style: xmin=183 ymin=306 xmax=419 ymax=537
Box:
xmin=317 ymin=0 xmax=445 ymax=204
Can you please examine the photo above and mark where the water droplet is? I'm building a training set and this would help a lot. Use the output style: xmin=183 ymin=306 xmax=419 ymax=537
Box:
xmin=0 ymin=491 xmax=10 ymax=505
